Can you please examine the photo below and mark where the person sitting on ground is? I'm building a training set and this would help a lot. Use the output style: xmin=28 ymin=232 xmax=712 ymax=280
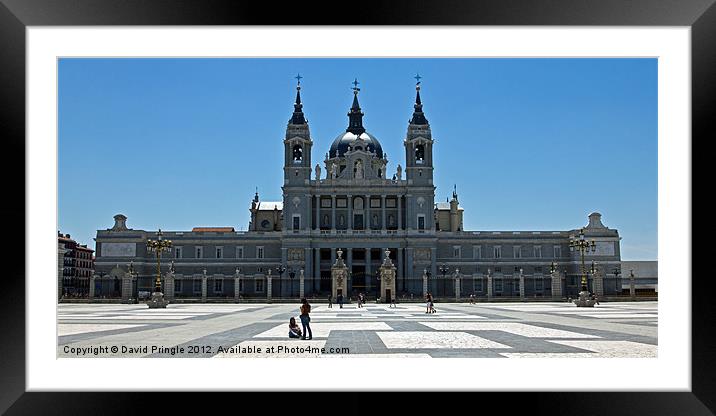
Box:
xmin=288 ymin=317 xmax=302 ymax=339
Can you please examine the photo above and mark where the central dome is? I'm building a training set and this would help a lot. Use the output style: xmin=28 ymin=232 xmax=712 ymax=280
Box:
xmin=329 ymin=131 xmax=384 ymax=158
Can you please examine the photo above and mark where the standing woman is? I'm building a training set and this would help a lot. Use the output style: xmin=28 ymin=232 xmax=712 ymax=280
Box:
xmin=299 ymin=298 xmax=313 ymax=340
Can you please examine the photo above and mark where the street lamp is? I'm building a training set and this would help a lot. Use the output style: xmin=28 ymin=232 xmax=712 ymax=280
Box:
xmin=146 ymin=229 xmax=172 ymax=293
xmin=375 ymin=269 xmax=381 ymax=301
xmin=288 ymin=269 xmax=296 ymax=298
xmin=439 ymin=264 xmax=449 ymax=298
xmin=569 ymin=228 xmax=596 ymax=292
xmin=276 ymin=265 xmax=286 ymax=298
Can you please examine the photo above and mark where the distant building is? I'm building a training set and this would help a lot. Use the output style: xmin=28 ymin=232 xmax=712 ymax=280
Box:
xmin=58 ymin=232 xmax=95 ymax=298
xmin=620 ymin=260 xmax=658 ymax=295
xmin=94 ymin=79 xmax=623 ymax=300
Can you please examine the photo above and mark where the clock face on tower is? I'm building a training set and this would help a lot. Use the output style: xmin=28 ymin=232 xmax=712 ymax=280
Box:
xmin=261 ymin=220 xmax=270 ymax=229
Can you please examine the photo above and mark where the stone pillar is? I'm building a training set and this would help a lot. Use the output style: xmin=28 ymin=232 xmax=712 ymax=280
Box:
xmin=487 ymin=272 xmax=493 ymax=300
xmin=201 ymin=273 xmax=208 ymax=302
xmin=234 ymin=273 xmax=242 ymax=302
xmin=314 ymin=248 xmax=321 ymax=291
xmin=397 ymin=248 xmax=404 ymax=284
xmin=519 ymin=270 xmax=525 ymax=301
xmin=122 ymin=272 xmax=133 ymax=302
xmin=379 ymin=248 xmax=397 ymax=302
xmin=422 ymin=270 xmax=428 ymax=297
xmin=331 ymin=250 xmax=349 ymax=299
xmin=299 ymin=269 xmax=305 ymax=298
xmin=405 ymin=247 xmax=414 ymax=292
xmin=551 ymin=269 xmax=562 ymax=300
xmin=594 ymin=269 xmax=604 ymax=297
xmin=629 ymin=270 xmax=635 ymax=300
xmin=89 ymin=275 xmax=96 ymax=300
xmin=381 ymin=195 xmax=386 ymax=230
xmin=165 ymin=272 xmax=175 ymax=301
xmin=267 ymin=270 xmax=272 ymax=302
xmin=347 ymin=248 xmax=353 ymax=276
xmin=454 ymin=272 xmax=461 ymax=301
xmin=397 ymin=195 xmax=402 ymax=230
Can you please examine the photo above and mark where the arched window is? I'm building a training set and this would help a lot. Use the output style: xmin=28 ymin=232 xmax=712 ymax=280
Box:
xmin=415 ymin=144 xmax=425 ymax=162
xmin=292 ymin=144 xmax=303 ymax=161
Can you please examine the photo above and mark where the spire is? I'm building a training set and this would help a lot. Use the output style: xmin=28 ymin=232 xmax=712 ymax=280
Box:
xmin=254 ymin=187 xmax=259 ymax=203
xmin=409 ymin=74 xmax=429 ymax=125
xmin=289 ymin=74 xmax=306 ymax=125
xmin=346 ymin=78 xmax=366 ymax=135
xmin=452 ymin=184 xmax=458 ymax=201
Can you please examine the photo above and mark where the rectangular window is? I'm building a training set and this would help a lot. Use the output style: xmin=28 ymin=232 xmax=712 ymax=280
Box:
xmin=195 ymin=246 xmax=203 ymax=259
xmin=236 ymin=246 xmax=244 ymax=259
xmin=293 ymin=215 xmax=300 ymax=230
xmin=321 ymin=198 xmax=332 ymax=208
xmin=386 ymin=198 xmax=397 ymax=208
xmin=214 ymin=279 xmax=223 ymax=292
xmin=418 ymin=215 xmax=425 ymax=230
xmin=453 ymin=246 xmax=461 ymax=258
xmin=255 ymin=279 xmax=264 ymax=292
xmin=337 ymin=198 xmax=347 ymax=208
xmin=193 ymin=279 xmax=201 ymax=293
xmin=257 ymin=246 xmax=264 ymax=259
xmin=473 ymin=246 xmax=482 ymax=259
xmin=494 ymin=246 xmax=502 ymax=259
xmin=534 ymin=246 xmax=542 ymax=258
xmin=370 ymin=198 xmax=381 ymax=208
xmin=175 ymin=247 xmax=183 ymax=259
xmin=216 ymin=247 xmax=223 ymax=259
xmin=514 ymin=246 xmax=521 ymax=258
xmin=495 ymin=279 xmax=503 ymax=292
xmin=554 ymin=245 xmax=562 ymax=258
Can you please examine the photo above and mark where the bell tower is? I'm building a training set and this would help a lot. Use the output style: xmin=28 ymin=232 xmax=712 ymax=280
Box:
xmin=284 ymin=74 xmax=313 ymax=186
xmin=404 ymin=75 xmax=436 ymax=231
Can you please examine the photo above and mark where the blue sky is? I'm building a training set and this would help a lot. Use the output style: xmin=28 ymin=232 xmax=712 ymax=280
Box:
xmin=58 ymin=58 xmax=657 ymax=260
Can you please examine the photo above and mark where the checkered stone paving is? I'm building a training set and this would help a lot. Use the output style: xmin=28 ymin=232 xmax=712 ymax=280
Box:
xmin=57 ymin=301 xmax=657 ymax=358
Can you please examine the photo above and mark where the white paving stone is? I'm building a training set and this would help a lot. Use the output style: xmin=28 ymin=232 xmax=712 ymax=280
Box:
xmin=499 ymin=352 xmax=597 ymax=358
xmin=419 ymin=322 xmax=600 ymax=338
xmin=254 ymin=322 xmax=393 ymax=338
xmin=376 ymin=331 xmax=511 ymax=349
xmin=58 ymin=324 xmax=148 ymax=336
xmin=320 ymin=353 xmax=432 ymax=358
xmin=547 ymin=340 xmax=657 ymax=357
xmin=58 ymin=315 xmax=201 ymax=320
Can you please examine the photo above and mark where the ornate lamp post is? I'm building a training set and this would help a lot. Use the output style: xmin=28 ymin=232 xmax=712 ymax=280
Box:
xmin=146 ymin=229 xmax=172 ymax=308
xmin=424 ymin=268 xmax=432 ymax=297
xmin=439 ymin=264 xmax=449 ymax=298
xmin=375 ymin=269 xmax=381 ymax=301
xmin=569 ymin=228 xmax=596 ymax=307
xmin=613 ymin=267 xmax=621 ymax=295
xmin=275 ymin=265 xmax=286 ymax=298
xmin=288 ymin=269 xmax=296 ymax=298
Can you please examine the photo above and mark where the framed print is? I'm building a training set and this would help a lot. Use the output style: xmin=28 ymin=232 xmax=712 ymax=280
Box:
xmin=2 ymin=0 xmax=713 ymax=414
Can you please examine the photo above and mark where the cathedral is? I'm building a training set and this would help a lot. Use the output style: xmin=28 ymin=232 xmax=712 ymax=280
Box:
xmin=92 ymin=78 xmax=623 ymax=301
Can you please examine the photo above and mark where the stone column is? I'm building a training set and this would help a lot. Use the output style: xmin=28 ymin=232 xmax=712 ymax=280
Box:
xmin=397 ymin=195 xmax=402 ymax=230
xmin=347 ymin=194 xmax=353 ymax=231
xmin=201 ymin=273 xmax=208 ymax=302
xmin=314 ymin=248 xmax=321 ymax=291
xmin=454 ymin=272 xmax=461 ymax=301
xmin=165 ymin=272 xmax=175 ymax=301
xmin=551 ymin=269 xmax=562 ymax=300
xmin=519 ymin=270 xmax=525 ymax=301
xmin=381 ymin=195 xmax=386 ymax=231
xmin=487 ymin=271 xmax=493 ymax=300
xmin=234 ymin=273 xmax=242 ymax=302
xmin=122 ymin=272 xmax=133 ymax=302
xmin=267 ymin=270 xmax=272 ymax=302
xmin=629 ymin=270 xmax=635 ymax=300
xmin=316 ymin=195 xmax=320 ymax=230
xmin=89 ymin=275 xmax=96 ymax=300
xmin=422 ymin=270 xmax=428 ymax=297
xmin=304 ymin=247 xmax=312 ymax=295
xmin=299 ymin=269 xmax=305 ymax=298
xmin=365 ymin=194 xmax=370 ymax=230
xmin=331 ymin=195 xmax=336 ymax=231
xmin=405 ymin=247 xmax=414 ymax=292
xmin=397 ymin=248 xmax=404 ymax=286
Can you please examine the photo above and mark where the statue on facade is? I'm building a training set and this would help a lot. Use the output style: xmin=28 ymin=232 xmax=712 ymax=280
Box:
xmin=354 ymin=160 xmax=364 ymax=179
xmin=169 ymin=260 xmax=175 ymax=274
xmin=330 ymin=162 xmax=337 ymax=179
xmin=315 ymin=164 xmax=321 ymax=180
xmin=396 ymin=164 xmax=402 ymax=180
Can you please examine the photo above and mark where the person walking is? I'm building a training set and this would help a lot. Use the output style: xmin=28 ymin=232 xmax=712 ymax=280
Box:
xmin=338 ymin=293 xmax=344 ymax=309
xmin=299 ymin=298 xmax=313 ymax=340
xmin=327 ymin=294 xmax=333 ymax=308
xmin=357 ymin=293 xmax=363 ymax=308
xmin=425 ymin=293 xmax=432 ymax=314
xmin=390 ymin=297 xmax=396 ymax=308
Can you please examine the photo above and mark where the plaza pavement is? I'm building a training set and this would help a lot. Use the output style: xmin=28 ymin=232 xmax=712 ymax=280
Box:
xmin=57 ymin=301 xmax=657 ymax=358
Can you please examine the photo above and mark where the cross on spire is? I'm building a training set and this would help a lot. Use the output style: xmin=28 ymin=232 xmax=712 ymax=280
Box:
xmin=414 ymin=73 xmax=422 ymax=85
xmin=352 ymin=78 xmax=360 ymax=93
xmin=295 ymin=73 xmax=302 ymax=86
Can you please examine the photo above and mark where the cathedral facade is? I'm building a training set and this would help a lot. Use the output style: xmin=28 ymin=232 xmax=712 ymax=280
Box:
xmin=93 ymin=80 xmax=623 ymax=300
